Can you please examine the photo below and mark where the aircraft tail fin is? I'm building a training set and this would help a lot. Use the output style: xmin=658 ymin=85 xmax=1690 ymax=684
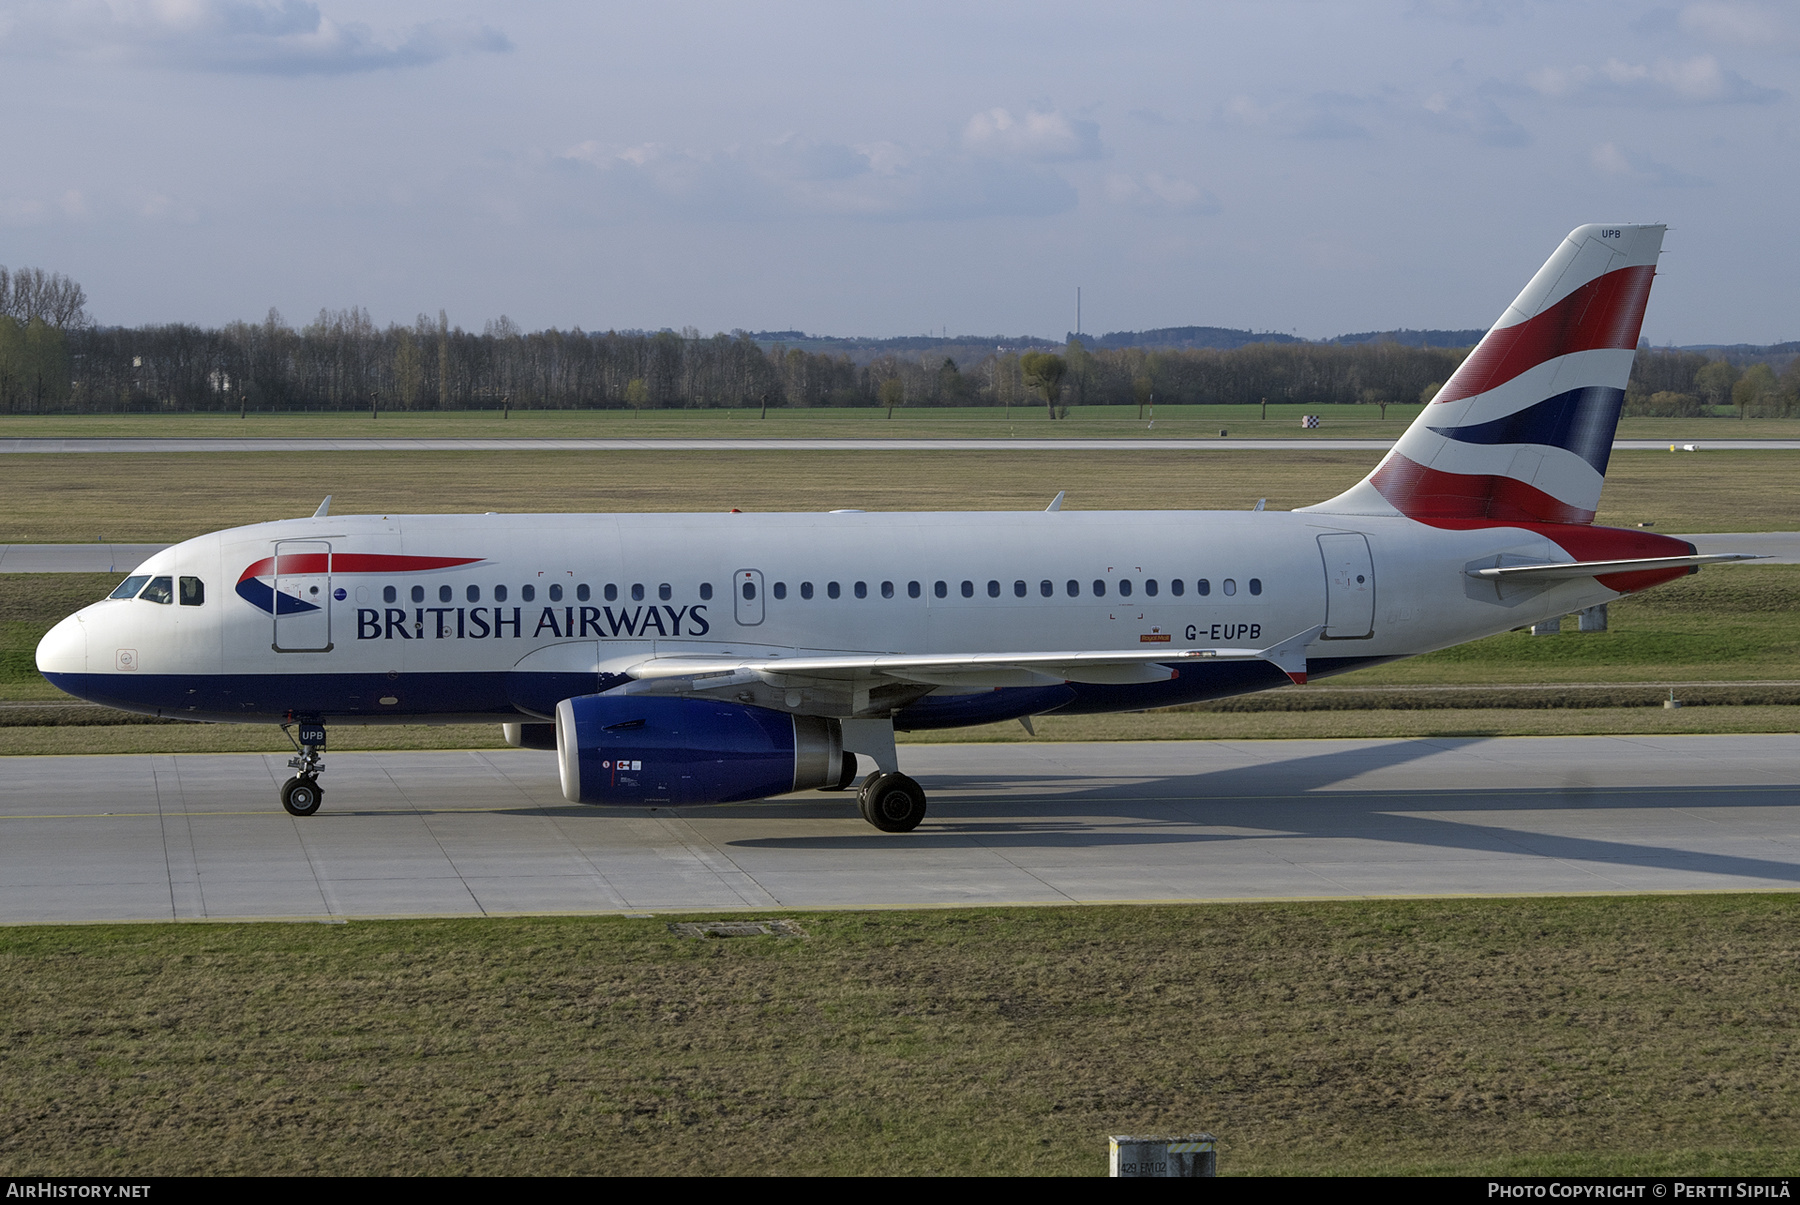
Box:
xmin=1301 ymin=223 xmax=1665 ymax=525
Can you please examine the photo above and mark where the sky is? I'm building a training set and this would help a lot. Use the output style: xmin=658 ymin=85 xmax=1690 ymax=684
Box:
xmin=2 ymin=0 xmax=1796 ymax=344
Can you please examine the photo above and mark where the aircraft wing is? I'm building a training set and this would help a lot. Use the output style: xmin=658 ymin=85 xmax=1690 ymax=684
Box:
xmin=1470 ymin=553 xmax=1762 ymax=581
xmin=620 ymin=625 xmax=1325 ymax=688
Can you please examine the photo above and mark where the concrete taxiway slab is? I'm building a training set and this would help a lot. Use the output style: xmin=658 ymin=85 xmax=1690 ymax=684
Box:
xmin=3 ymin=735 xmax=1798 ymax=923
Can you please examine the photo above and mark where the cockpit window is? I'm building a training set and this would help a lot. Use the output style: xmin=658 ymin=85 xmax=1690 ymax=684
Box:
xmin=179 ymin=576 xmax=205 ymax=606
xmin=109 ymin=575 xmax=151 ymax=600
xmin=139 ymin=576 xmax=175 ymax=604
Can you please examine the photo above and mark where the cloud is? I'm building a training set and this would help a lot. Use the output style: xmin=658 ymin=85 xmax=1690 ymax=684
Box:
xmin=1678 ymin=2 xmax=1800 ymax=48
xmin=961 ymin=108 xmax=1102 ymax=161
xmin=1529 ymin=54 xmax=1780 ymax=105
xmin=1103 ymin=173 xmax=1220 ymax=215
xmin=1591 ymin=142 xmax=1709 ymax=187
xmin=1420 ymin=90 xmax=1531 ymax=147
xmin=0 ymin=0 xmax=510 ymax=74
xmin=561 ymin=129 xmax=1078 ymax=224
xmin=1219 ymin=91 xmax=1374 ymax=140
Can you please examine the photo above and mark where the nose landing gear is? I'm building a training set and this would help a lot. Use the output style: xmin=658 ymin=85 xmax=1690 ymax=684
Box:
xmin=280 ymin=721 xmax=327 ymax=817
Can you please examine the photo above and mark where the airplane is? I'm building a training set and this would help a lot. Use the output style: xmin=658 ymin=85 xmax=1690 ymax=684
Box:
xmin=35 ymin=223 xmax=1758 ymax=831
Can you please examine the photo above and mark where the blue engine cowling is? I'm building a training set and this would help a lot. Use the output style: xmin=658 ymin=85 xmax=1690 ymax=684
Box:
xmin=555 ymin=694 xmax=844 ymax=806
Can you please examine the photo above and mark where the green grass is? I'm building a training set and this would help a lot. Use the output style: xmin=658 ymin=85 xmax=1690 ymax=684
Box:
xmin=6 ymin=404 xmax=1800 ymax=441
xmin=3 ymin=898 xmax=1798 ymax=1175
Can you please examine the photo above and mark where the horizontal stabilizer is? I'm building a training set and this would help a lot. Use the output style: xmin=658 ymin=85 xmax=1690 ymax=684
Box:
xmin=1469 ymin=553 xmax=1762 ymax=581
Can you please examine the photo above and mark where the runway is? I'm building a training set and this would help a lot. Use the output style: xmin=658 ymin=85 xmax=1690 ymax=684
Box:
xmin=4 ymin=735 xmax=1798 ymax=924
xmin=6 ymin=437 xmax=1800 ymax=453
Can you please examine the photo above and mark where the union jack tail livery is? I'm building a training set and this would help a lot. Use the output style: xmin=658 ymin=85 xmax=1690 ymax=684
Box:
xmin=1305 ymin=223 xmax=1665 ymax=526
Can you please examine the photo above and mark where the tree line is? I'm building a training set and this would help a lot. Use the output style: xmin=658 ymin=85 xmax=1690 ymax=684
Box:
xmin=3 ymin=264 xmax=1796 ymax=417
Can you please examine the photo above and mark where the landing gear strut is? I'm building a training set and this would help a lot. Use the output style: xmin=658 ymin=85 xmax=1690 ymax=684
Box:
xmin=858 ymin=771 xmax=927 ymax=833
xmin=280 ymin=721 xmax=327 ymax=817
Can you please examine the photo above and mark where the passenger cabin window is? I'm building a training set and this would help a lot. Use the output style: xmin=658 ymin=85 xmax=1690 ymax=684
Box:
xmin=828 ymin=582 xmax=841 ymax=599
xmin=1223 ymin=579 xmax=1236 ymax=596
xmin=549 ymin=583 xmax=563 ymax=602
xmin=742 ymin=580 xmax=756 ymax=600
xmin=1249 ymin=578 xmax=1263 ymax=596
xmin=110 ymin=575 xmax=150 ymax=600
xmin=140 ymin=576 xmax=174 ymax=605
xmin=630 ymin=584 xmax=643 ymax=601
xmin=467 ymin=585 xmax=481 ymax=602
xmin=1145 ymin=579 xmax=1158 ymax=597
xmin=576 ymin=584 xmax=590 ymax=602
xmin=773 ymin=581 xmax=787 ymax=600
xmin=1092 ymin=579 xmax=1106 ymax=597
xmin=495 ymin=584 xmax=509 ymax=602
xmin=700 ymin=583 xmax=713 ymax=600
xmin=1066 ymin=580 xmax=1079 ymax=597
xmin=881 ymin=581 xmax=894 ymax=599
xmin=411 ymin=585 xmax=425 ymax=603
xmin=960 ymin=580 xmax=974 ymax=598
xmin=1013 ymin=580 xmax=1026 ymax=598
xmin=1171 ymin=579 xmax=1185 ymax=597
xmin=1119 ymin=579 xmax=1133 ymax=597
xmin=1197 ymin=579 xmax=1210 ymax=597
xmin=522 ymin=584 xmax=536 ymax=602
xmin=439 ymin=585 xmax=453 ymax=603
xmin=179 ymin=577 xmax=205 ymax=606
xmin=658 ymin=583 xmax=672 ymax=601
xmin=384 ymin=585 xmax=398 ymax=604
xmin=934 ymin=581 xmax=947 ymax=599
xmin=854 ymin=581 xmax=867 ymax=599
xmin=908 ymin=581 xmax=921 ymax=599
xmin=604 ymin=584 xmax=616 ymax=602
xmin=800 ymin=582 xmax=814 ymax=600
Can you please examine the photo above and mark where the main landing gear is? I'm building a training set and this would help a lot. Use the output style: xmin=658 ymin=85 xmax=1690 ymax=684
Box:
xmin=280 ymin=721 xmax=327 ymax=817
xmin=858 ymin=771 xmax=927 ymax=833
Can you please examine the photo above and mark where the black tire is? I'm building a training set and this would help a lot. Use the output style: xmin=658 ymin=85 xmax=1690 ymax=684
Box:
xmin=856 ymin=772 xmax=879 ymax=823
xmin=282 ymin=775 xmax=323 ymax=817
xmin=861 ymin=772 xmax=927 ymax=833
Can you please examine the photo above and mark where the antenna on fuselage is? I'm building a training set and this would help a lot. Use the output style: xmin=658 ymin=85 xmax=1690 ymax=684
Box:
xmin=1045 ymin=491 xmax=1065 ymax=513
xmin=312 ymin=495 xmax=332 ymax=518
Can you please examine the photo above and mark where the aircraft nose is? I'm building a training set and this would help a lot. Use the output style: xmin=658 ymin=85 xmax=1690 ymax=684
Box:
xmin=35 ymin=612 xmax=88 ymax=678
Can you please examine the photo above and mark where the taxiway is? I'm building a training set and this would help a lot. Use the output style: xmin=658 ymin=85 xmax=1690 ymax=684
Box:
xmin=3 ymin=734 xmax=1797 ymax=923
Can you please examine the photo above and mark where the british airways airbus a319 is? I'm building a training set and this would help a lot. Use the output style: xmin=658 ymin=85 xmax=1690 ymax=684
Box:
xmin=35 ymin=225 xmax=1756 ymax=830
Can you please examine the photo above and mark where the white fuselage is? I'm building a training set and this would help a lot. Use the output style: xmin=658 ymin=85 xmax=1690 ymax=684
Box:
xmin=37 ymin=507 xmax=1632 ymax=727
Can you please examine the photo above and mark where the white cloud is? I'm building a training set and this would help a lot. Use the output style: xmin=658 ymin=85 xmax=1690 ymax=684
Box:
xmin=562 ymin=130 xmax=1079 ymax=224
xmin=1679 ymin=3 xmax=1799 ymax=48
xmin=1103 ymin=173 xmax=1220 ymax=215
xmin=0 ymin=0 xmax=510 ymax=74
xmin=1419 ymin=90 xmax=1531 ymax=147
xmin=1591 ymin=141 xmax=1709 ymax=187
xmin=1218 ymin=91 xmax=1373 ymax=140
xmin=961 ymin=108 xmax=1102 ymax=161
xmin=1529 ymin=54 xmax=1780 ymax=105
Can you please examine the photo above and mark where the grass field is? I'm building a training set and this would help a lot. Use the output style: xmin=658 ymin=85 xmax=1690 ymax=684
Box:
xmin=2 ymin=447 xmax=1798 ymax=544
xmin=3 ymin=898 xmax=1797 ymax=1176
xmin=5 ymin=405 xmax=1800 ymax=442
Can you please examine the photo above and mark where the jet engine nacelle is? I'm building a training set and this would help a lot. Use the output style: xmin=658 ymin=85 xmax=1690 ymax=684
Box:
xmin=555 ymin=694 xmax=845 ymax=806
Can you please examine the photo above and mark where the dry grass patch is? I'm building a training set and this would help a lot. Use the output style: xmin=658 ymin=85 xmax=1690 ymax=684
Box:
xmin=1 ymin=447 xmax=1796 ymax=543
